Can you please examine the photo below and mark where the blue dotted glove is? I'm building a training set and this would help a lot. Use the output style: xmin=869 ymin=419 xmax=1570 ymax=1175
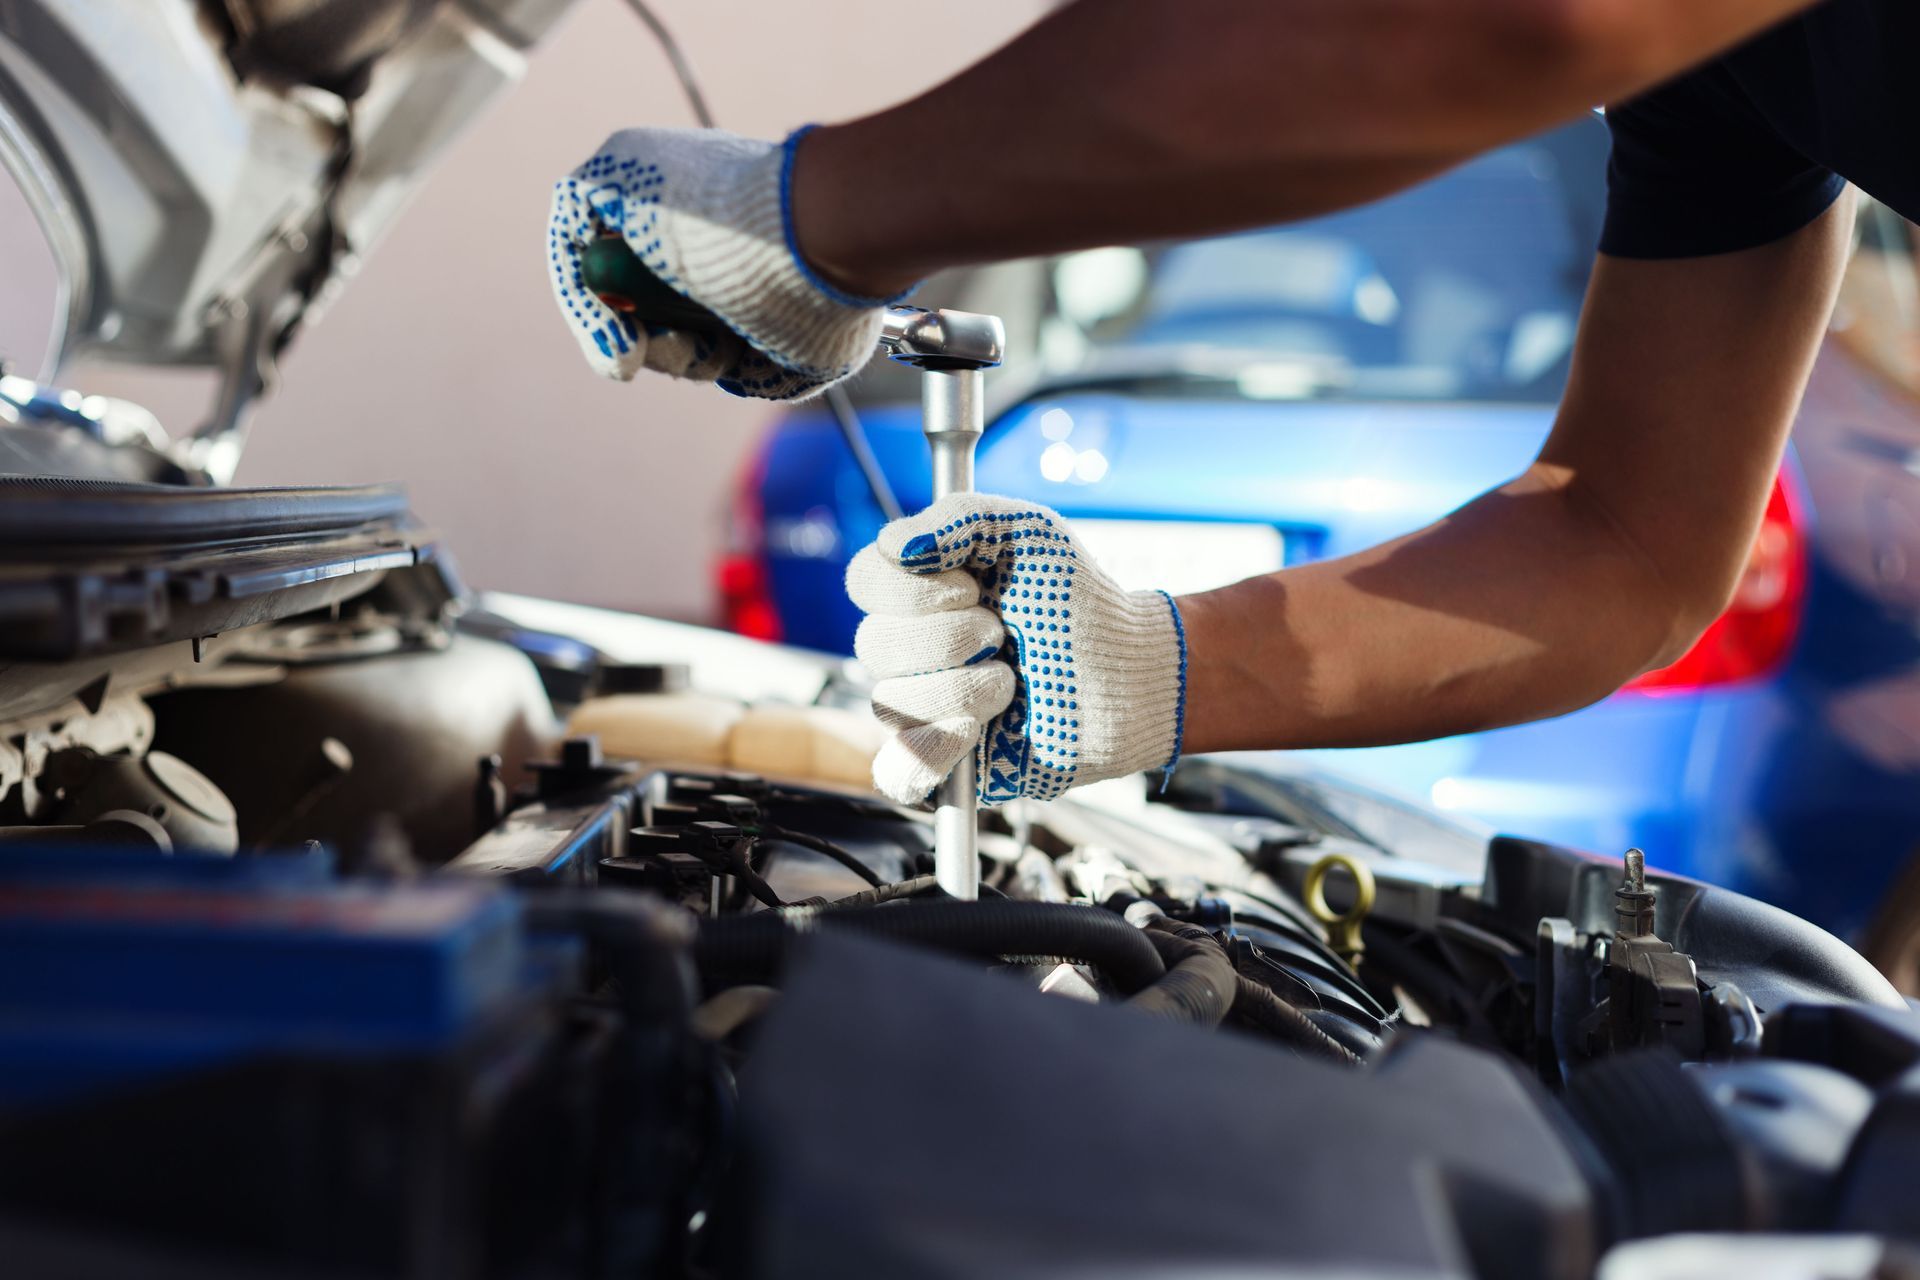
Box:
xmin=546 ymin=127 xmax=893 ymax=400
xmin=848 ymin=494 xmax=1189 ymax=806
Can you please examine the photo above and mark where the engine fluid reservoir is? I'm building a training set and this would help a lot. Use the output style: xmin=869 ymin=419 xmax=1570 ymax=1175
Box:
xmin=566 ymin=695 xmax=883 ymax=791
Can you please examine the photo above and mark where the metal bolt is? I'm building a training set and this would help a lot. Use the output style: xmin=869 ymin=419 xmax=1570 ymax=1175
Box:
xmin=1614 ymin=847 xmax=1657 ymax=945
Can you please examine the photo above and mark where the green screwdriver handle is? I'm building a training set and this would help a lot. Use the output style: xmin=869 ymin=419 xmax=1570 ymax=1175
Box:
xmin=578 ymin=235 xmax=732 ymax=340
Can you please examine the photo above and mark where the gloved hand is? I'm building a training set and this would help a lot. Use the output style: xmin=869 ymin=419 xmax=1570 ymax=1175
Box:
xmin=848 ymin=494 xmax=1189 ymax=807
xmin=546 ymin=126 xmax=897 ymax=400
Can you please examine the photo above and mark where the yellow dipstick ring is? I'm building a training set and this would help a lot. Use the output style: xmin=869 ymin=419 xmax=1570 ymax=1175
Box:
xmin=1303 ymin=852 xmax=1377 ymax=964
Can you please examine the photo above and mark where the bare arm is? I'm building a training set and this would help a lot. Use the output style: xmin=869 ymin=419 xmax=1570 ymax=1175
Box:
xmin=1175 ymin=192 xmax=1854 ymax=754
xmin=794 ymin=0 xmax=1827 ymax=296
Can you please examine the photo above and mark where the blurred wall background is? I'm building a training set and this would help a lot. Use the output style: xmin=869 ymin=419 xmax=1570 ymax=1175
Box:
xmin=0 ymin=0 xmax=1043 ymax=623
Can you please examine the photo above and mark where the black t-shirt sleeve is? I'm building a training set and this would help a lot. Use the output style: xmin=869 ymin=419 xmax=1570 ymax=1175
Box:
xmin=1600 ymin=62 xmax=1845 ymax=259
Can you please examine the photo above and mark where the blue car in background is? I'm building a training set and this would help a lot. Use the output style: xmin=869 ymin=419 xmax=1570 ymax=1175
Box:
xmin=721 ymin=114 xmax=1920 ymax=989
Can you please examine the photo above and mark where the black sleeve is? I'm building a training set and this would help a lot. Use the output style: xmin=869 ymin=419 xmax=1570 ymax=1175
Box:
xmin=1600 ymin=62 xmax=1845 ymax=259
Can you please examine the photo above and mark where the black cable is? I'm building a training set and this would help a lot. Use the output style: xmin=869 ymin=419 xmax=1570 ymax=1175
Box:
xmin=716 ymin=836 xmax=785 ymax=909
xmin=620 ymin=0 xmax=906 ymax=525
xmin=755 ymin=823 xmax=885 ymax=887
xmin=821 ymin=384 xmax=906 ymax=521
xmin=618 ymin=0 xmax=717 ymax=129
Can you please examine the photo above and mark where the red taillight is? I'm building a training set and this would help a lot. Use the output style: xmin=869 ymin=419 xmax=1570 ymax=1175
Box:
xmin=717 ymin=441 xmax=784 ymax=642
xmin=1620 ymin=471 xmax=1806 ymax=695
xmin=717 ymin=553 xmax=783 ymax=641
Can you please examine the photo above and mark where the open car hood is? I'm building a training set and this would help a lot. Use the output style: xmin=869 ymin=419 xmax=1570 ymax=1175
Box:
xmin=0 ymin=0 xmax=576 ymax=483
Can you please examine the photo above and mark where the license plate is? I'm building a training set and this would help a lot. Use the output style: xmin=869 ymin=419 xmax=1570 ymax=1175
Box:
xmin=1068 ymin=520 xmax=1287 ymax=597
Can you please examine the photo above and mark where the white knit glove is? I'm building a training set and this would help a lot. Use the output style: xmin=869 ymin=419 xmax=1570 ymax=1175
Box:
xmin=848 ymin=494 xmax=1190 ymax=807
xmin=546 ymin=126 xmax=894 ymax=400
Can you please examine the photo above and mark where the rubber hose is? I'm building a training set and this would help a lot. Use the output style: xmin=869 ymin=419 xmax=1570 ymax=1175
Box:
xmin=1232 ymin=975 xmax=1365 ymax=1066
xmin=1129 ymin=920 xmax=1238 ymax=1028
xmin=695 ymin=899 xmax=1167 ymax=994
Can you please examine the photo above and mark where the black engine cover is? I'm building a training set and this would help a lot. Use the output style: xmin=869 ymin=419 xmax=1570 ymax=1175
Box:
xmin=724 ymin=933 xmax=1598 ymax=1280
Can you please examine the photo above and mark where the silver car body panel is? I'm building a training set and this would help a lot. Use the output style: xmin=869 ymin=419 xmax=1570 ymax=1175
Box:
xmin=0 ymin=0 xmax=576 ymax=478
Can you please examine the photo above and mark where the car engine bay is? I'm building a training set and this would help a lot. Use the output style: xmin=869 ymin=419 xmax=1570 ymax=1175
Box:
xmin=2 ymin=489 xmax=1919 ymax=1280
xmin=6 ymin=4 xmax=1920 ymax=1277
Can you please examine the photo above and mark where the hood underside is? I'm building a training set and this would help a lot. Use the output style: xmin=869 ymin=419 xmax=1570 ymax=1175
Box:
xmin=0 ymin=0 xmax=574 ymax=482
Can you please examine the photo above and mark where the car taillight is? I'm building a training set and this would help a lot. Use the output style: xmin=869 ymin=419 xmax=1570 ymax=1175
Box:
xmin=717 ymin=554 xmax=782 ymax=641
xmin=1619 ymin=470 xmax=1806 ymax=695
xmin=717 ymin=442 xmax=784 ymax=642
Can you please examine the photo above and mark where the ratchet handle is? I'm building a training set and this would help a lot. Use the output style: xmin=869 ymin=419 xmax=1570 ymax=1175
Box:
xmin=579 ymin=235 xmax=732 ymax=341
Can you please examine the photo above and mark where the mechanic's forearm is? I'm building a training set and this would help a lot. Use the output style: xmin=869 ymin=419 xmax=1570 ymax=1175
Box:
xmin=793 ymin=0 xmax=1819 ymax=296
xmin=1175 ymin=466 xmax=1681 ymax=754
xmin=1172 ymin=189 xmax=1855 ymax=756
